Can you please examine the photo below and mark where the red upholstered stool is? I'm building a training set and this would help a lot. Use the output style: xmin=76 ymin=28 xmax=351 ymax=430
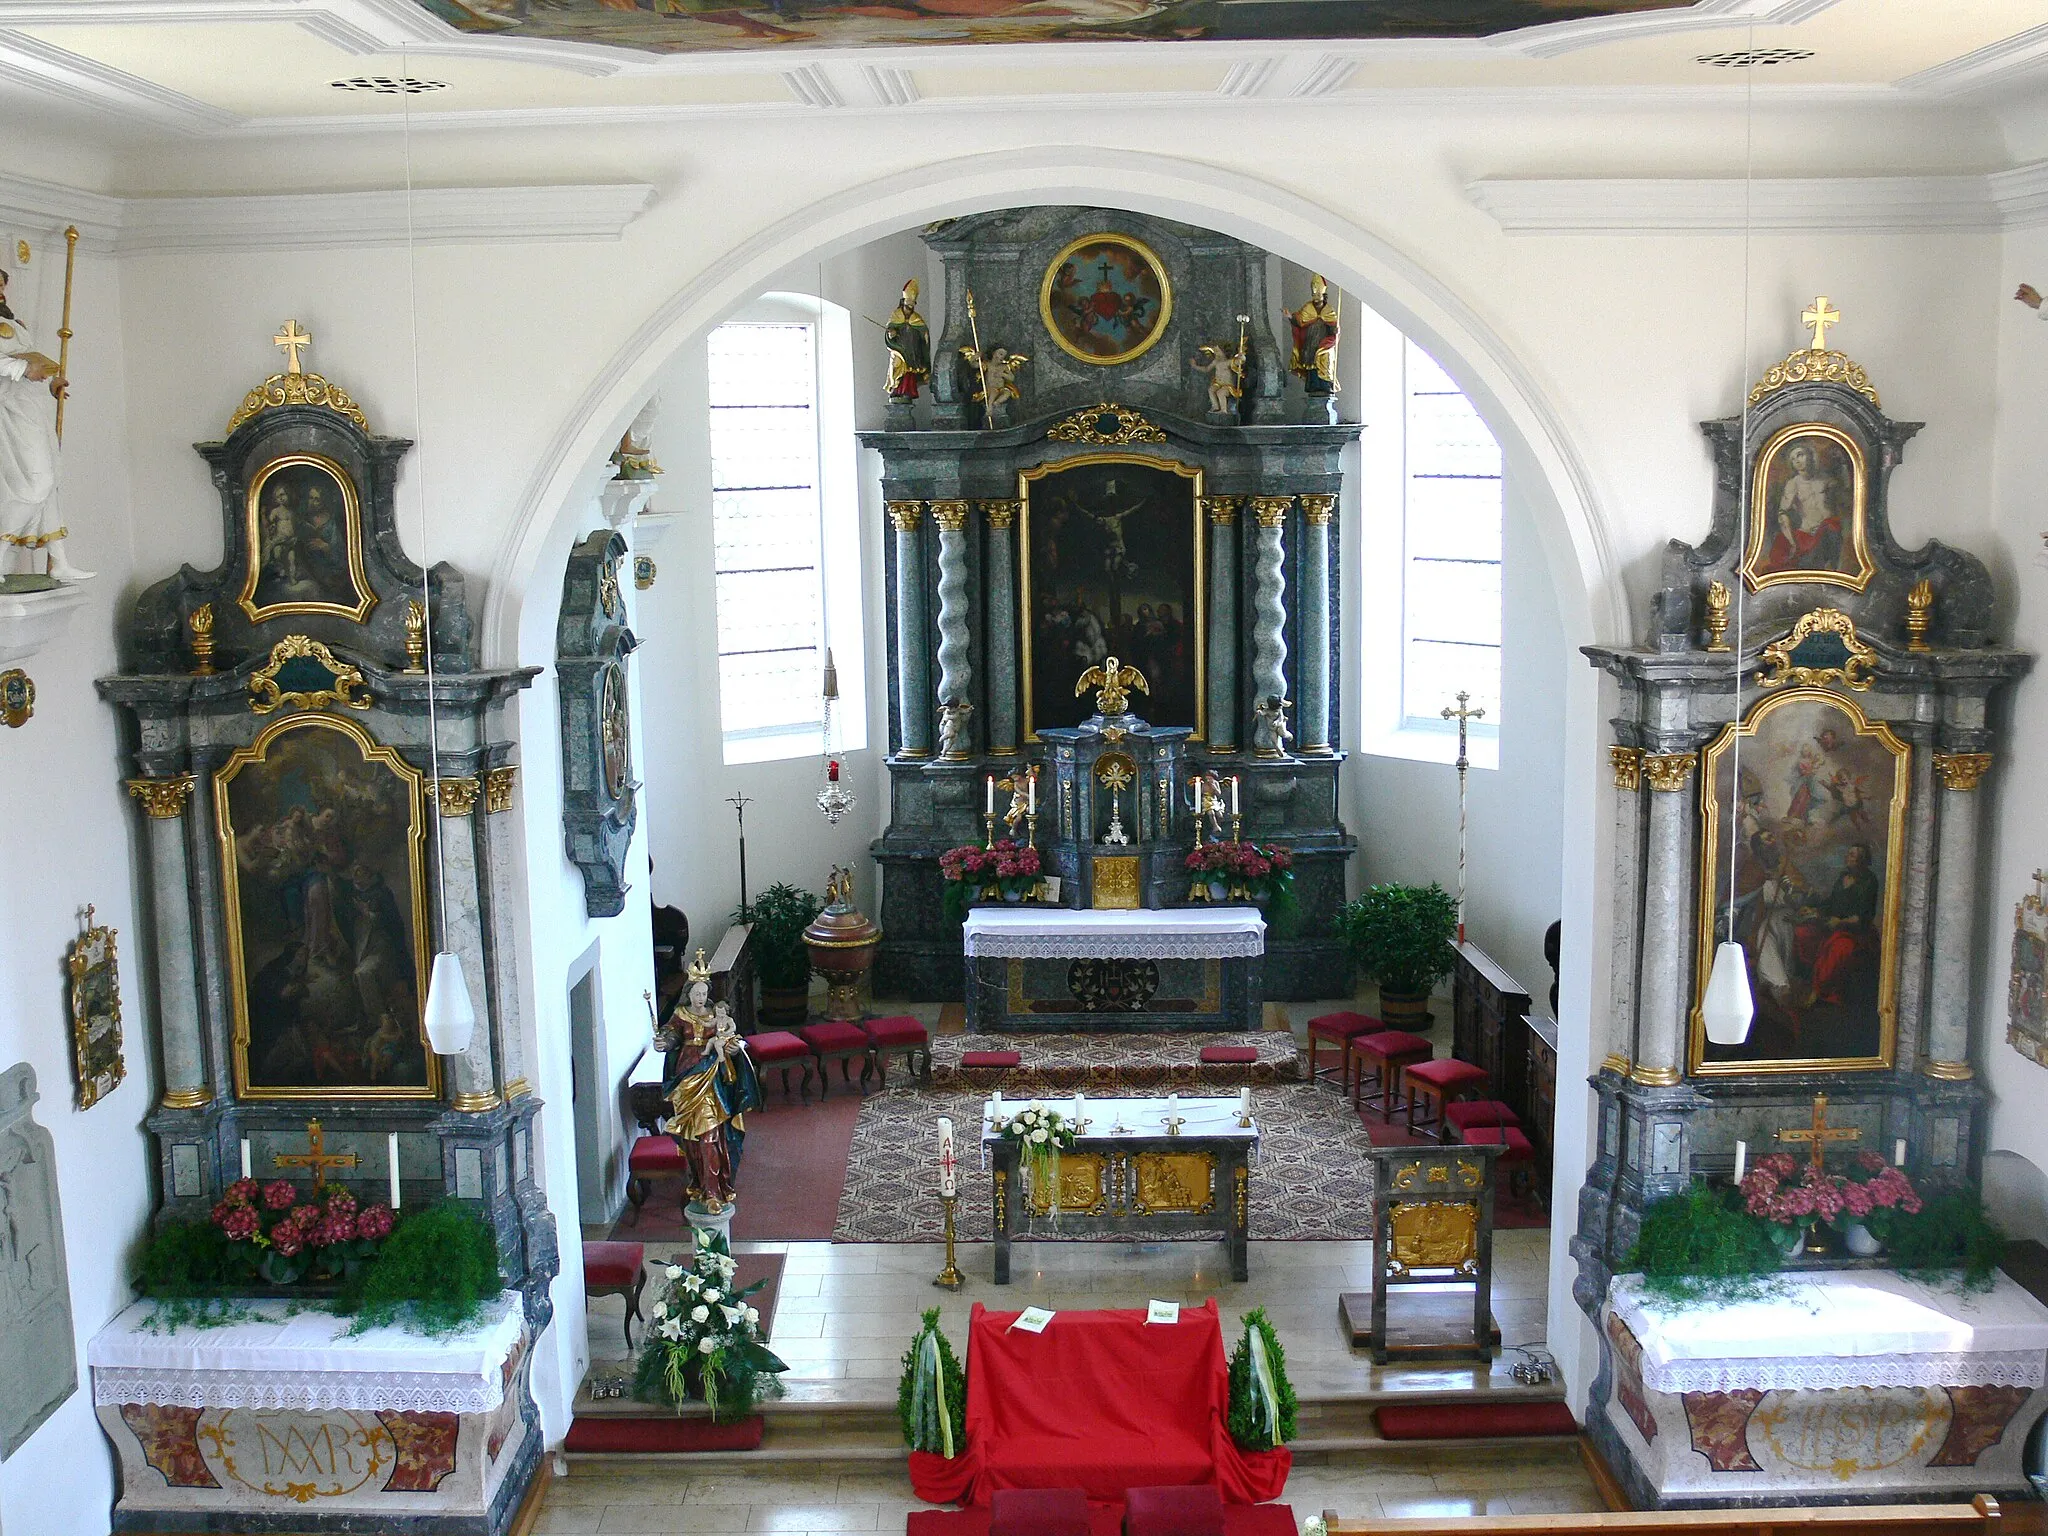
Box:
xmin=1462 ymin=1122 xmax=1537 ymax=1199
xmin=1306 ymin=1010 xmax=1380 ymax=1093
xmin=862 ymin=1014 xmax=932 ymax=1091
xmin=1443 ymin=1099 xmax=1522 ymax=1137
xmin=1124 ymin=1485 xmax=1225 ymax=1536
xmin=990 ymin=1489 xmax=1090 ymax=1536
xmin=581 ymin=1240 xmax=646 ymax=1347
xmin=745 ymin=1029 xmax=811 ymax=1100
xmin=1351 ymin=1030 xmax=1433 ymax=1123
xmin=1406 ymin=1057 xmax=1490 ymax=1136
xmin=624 ymin=1134 xmax=688 ymax=1225
xmin=798 ymin=1020 xmax=871 ymax=1097
xmin=960 ymin=1049 xmax=1022 ymax=1069
xmin=1199 ymin=1045 xmax=1258 ymax=1064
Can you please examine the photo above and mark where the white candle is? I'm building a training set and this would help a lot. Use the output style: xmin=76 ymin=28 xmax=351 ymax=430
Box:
xmin=1733 ymin=1140 xmax=1746 ymax=1184
xmin=240 ymin=1138 xmax=251 ymax=1180
xmin=1230 ymin=776 xmax=1240 ymax=816
xmin=986 ymin=775 xmax=996 ymax=816
xmin=1895 ymin=1138 xmax=1907 ymax=1167
xmin=1239 ymin=1087 xmax=1252 ymax=1120
xmin=388 ymin=1131 xmax=402 ymax=1209
xmin=1072 ymin=1092 xmax=1084 ymax=1126
xmin=992 ymin=1090 xmax=1004 ymax=1118
xmin=938 ymin=1117 xmax=956 ymax=1197
xmin=1028 ymin=771 xmax=1036 ymax=815
xmin=1167 ymin=1093 xmax=1179 ymax=1122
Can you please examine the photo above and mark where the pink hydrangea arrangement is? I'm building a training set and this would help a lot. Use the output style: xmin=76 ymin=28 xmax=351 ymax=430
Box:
xmin=940 ymin=840 xmax=1043 ymax=917
xmin=210 ymin=1178 xmax=396 ymax=1286
xmin=1186 ymin=840 xmax=1296 ymax=912
xmin=1740 ymin=1150 xmax=1921 ymax=1242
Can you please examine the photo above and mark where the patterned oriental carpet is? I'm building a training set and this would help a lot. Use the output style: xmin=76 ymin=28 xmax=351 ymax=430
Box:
xmin=833 ymin=1082 xmax=1376 ymax=1243
xmin=929 ymin=1030 xmax=1300 ymax=1093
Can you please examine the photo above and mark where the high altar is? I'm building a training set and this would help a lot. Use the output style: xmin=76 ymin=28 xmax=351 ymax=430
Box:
xmin=1572 ymin=303 xmax=2035 ymax=1507
xmin=89 ymin=329 xmax=555 ymax=1535
xmin=864 ymin=208 xmax=1358 ymax=1001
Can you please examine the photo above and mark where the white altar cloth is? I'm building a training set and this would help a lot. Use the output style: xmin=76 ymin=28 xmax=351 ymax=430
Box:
xmin=981 ymin=1094 xmax=1259 ymax=1145
xmin=1609 ymin=1271 xmax=2048 ymax=1393
xmin=89 ymin=1292 xmax=525 ymax=1414
xmin=962 ymin=907 xmax=1265 ymax=960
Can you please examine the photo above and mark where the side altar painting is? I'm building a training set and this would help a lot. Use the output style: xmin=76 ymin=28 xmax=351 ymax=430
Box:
xmin=244 ymin=453 xmax=375 ymax=621
xmin=1021 ymin=456 xmax=1202 ymax=739
xmin=1694 ymin=688 xmax=1907 ymax=1074
xmin=1742 ymin=425 xmax=1873 ymax=592
xmin=217 ymin=713 xmax=435 ymax=1100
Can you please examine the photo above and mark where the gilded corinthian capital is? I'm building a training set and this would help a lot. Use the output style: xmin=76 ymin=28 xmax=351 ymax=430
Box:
xmin=126 ymin=775 xmax=195 ymax=819
xmin=886 ymin=500 xmax=924 ymax=532
xmin=1610 ymin=746 xmax=1644 ymax=791
xmin=1641 ymin=752 xmax=1697 ymax=792
xmin=1934 ymin=752 xmax=1993 ymax=792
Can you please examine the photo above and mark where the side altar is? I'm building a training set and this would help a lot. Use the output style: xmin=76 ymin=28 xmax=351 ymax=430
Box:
xmin=963 ymin=907 xmax=1264 ymax=1034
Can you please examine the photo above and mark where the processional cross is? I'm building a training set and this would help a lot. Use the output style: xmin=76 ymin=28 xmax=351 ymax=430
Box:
xmin=1801 ymin=296 xmax=1841 ymax=353
xmin=1776 ymin=1094 xmax=1861 ymax=1171
xmin=273 ymin=1118 xmax=360 ymax=1192
xmin=273 ymin=318 xmax=312 ymax=375
xmin=1441 ymin=690 xmax=1486 ymax=945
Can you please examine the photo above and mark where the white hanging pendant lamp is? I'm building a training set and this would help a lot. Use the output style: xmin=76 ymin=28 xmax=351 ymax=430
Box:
xmin=424 ymin=950 xmax=477 ymax=1056
xmin=1702 ymin=941 xmax=1755 ymax=1046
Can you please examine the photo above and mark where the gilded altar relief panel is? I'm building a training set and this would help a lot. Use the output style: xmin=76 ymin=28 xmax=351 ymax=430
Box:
xmin=1691 ymin=688 xmax=1908 ymax=1075
xmin=1019 ymin=455 xmax=1203 ymax=740
xmin=215 ymin=714 xmax=439 ymax=1101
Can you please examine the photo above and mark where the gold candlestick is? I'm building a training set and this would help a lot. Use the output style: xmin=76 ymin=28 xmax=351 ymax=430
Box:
xmin=984 ymin=811 xmax=999 ymax=847
xmin=1231 ymin=814 xmax=1243 ymax=844
xmin=1026 ymin=811 xmax=1038 ymax=848
xmin=934 ymin=1192 xmax=965 ymax=1290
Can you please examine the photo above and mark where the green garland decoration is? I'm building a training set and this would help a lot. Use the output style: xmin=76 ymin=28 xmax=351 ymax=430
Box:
xmin=1628 ymin=1182 xmax=1785 ymax=1308
xmin=1226 ymin=1307 xmax=1297 ymax=1451
xmin=897 ymin=1308 xmax=967 ymax=1456
xmin=337 ymin=1200 xmax=502 ymax=1337
xmin=1885 ymin=1191 xmax=2007 ymax=1292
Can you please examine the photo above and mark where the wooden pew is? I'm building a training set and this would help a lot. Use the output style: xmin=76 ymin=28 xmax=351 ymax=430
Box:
xmin=1324 ymin=1493 xmax=2006 ymax=1536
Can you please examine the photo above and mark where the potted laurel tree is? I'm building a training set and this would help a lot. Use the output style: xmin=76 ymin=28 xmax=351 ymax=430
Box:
xmin=898 ymin=1308 xmax=967 ymax=1460
xmin=737 ymin=881 xmax=824 ymax=1029
xmin=990 ymin=1100 xmax=1079 ymax=1220
xmin=1340 ymin=882 xmax=1459 ymax=1032
xmin=1226 ymin=1307 xmax=1298 ymax=1452
xmin=635 ymin=1229 xmax=788 ymax=1421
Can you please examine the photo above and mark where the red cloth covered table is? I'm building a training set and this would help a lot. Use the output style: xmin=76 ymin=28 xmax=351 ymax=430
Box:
xmin=909 ymin=1302 xmax=1289 ymax=1509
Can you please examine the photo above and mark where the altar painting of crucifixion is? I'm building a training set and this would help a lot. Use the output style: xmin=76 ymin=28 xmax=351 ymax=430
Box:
xmin=1019 ymin=455 xmax=1204 ymax=741
xmin=1691 ymin=687 xmax=1908 ymax=1075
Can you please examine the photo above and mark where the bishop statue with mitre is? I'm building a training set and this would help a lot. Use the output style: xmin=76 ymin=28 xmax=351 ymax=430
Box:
xmin=0 ymin=264 xmax=89 ymax=584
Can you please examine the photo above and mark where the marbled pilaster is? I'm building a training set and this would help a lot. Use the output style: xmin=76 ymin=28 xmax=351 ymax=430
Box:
xmin=1606 ymin=746 xmax=1646 ymax=1076
xmin=1297 ymin=494 xmax=1335 ymax=755
xmin=433 ymin=779 xmax=500 ymax=1110
xmin=1249 ymin=496 xmax=1291 ymax=754
xmin=1926 ymin=750 xmax=1994 ymax=1077
xmin=1632 ymin=751 xmax=1698 ymax=1085
xmin=1203 ymin=497 xmax=1240 ymax=752
xmin=889 ymin=501 xmax=932 ymax=757
xmin=931 ymin=500 xmax=974 ymax=758
xmin=983 ymin=499 xmax=1020 ymax=756
xmin=127 ymin=775 xmax=210 ymax=1108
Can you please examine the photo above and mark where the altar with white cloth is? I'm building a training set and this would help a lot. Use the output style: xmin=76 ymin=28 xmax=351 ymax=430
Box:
xmin=962 ymin=907 xmax=1265 ymax=1033
xmin=89 ymin=1292 xmax=535 ymax=1535
xmin=1597 ymin=1270 xmax=2048 ymax=1507
xmin=984 ymin=1094 xmax=1259 ymax=1282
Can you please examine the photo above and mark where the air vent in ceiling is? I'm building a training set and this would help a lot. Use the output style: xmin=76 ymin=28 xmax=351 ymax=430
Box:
xmin=1695 ymin=47 xmax=1815 ymax=69
xmin=329 ymin=76 xmax=450 ymax=95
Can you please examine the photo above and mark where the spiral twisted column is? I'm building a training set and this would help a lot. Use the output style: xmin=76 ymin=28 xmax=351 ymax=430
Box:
xmin=931 ymin=500 xmax=974 ymax=759
xmin=1248 ymin=496 xmax=1292 ymax=756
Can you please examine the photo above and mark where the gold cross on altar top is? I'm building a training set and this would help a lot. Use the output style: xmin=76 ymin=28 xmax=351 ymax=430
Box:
xmin=273 ymin=318 xmax=312 ymax=375
xmin=1776 ymin=1093 xmax=1861 ymax=1171
xmin=1801 ymin=296 xmax=1841 ymax=353
xmin=273 ymin=1118 xmax=359 ymax=1192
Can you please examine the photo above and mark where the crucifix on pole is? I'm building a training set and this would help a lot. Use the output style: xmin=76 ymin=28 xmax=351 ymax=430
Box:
xmin=728 ymin=792 xmax=754 ymax=912
xmin=1441 ymin=691 xmax=1485 ymax=946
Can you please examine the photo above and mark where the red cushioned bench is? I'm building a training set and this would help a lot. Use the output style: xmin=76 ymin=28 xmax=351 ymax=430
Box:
xmin=746 ymin=1029 xmax=811 ymax=1100
xmin=799 ymin=1020 xmax=870 ymax=1097
xmin=961 ymin=1050 xmax=1022 ymax=1070
xmin=863 ymin=1013 xmax=933 ymax=1090
xmin=581 ymin=1239 xmax=646 ymax=1347
xmin=624 ymin=1134 xmax=688 ymax=1225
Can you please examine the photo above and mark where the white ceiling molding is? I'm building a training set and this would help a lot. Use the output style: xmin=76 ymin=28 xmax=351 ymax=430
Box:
xmin=1898 ymin=23 xmax=2048 ymax=99
xmin=782 ymin=63 xmax=845 ymax=108
xmin=0 ymin=174 xmax=654 ymax=252
xmin=0 ymin=28 xmax=238 ymax=132
xmin=1467 ymin=163 xmax=2048 ymax=234
xmin=1290 ymin=55 xmax=1357 ymax=99
xmin=1493 ymin=0 xmax=1847 ymax=61
xmin=861 ymin=64 xmax=917 ymax=107
xmin=1217 ymin=57 xmax=1279 ymax=99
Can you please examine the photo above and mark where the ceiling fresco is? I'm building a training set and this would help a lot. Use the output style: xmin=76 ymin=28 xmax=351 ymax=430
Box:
xmin=410 ymin=0 xmax=1697 ymax=55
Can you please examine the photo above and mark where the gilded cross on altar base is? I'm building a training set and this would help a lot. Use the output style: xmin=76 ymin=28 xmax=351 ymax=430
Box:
xmin=1776 ymin=1093 xmax=1861 ymax=1171
xmin=1802 ymin=296 xmax=1841 ymax=352
xmin=273 ymin=1118 xmax=359 ymax=1192
xmin=273 ymin=318 xmax=312 ymax=375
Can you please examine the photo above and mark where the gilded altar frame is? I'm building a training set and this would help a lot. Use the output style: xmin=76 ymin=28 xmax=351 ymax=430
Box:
xmin=66 ymin=909 xmax=126 ymax=1109
xmin=1740 ymin=422 xmax=1874 ymax=594
xmin=239 ymin=450 xmax=378 ymax=624
xmin=215 ymin=711 xmax=440 ymax=1101
xmin=1689 ymin=686 xmax=1908 ymax=1076
xmin=1017 ymin=452 xmax=1205 ymax=743
xmin=1038 ymin=232 xmax=1174 ymax=368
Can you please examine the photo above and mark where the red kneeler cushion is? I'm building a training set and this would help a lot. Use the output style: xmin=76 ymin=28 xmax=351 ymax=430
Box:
xmin=1406 ymin=1058 xmax=1488 ymax=1092
xmin=1126 ymin=1485 xmax=1225 ymax=1536
xmin=1444 ymin=1100 xmax=1520 ymax=1134
xmin=1354 ymin=1030 xmax=1430 ymax=1057
xmin=1306 ymin=1011 xmax=1379 ymax=1040
xmin=799 ymin=1021 xmax=869 ymax=1052
xmin=962 ymin=1050 xmax=1022 ymax=1068
xmin=1461 ymin=1124 xmax=1535 ymax=1161
xmin=627 ymin=1135 xmax=686 ymax=1174
xmin=746 ymin=1030 xmax=809 ymax=1063
xmin=1374 ymin=1402 xmax=1577 ymax=1440
xmin=1198 ymin=1046 xmax=1258 ymax=1065
xmin=990 ymin=1489 xmax=1090 ymax=1536
xmin=867 ymin=1015 xmax=931 ymax=1046
xmin=581 ymin=1241 xmax=643 ymax=1288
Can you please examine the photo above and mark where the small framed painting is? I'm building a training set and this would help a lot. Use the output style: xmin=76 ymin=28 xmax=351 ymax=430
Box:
xmin=1040 ymin=234 xmax=1173 ymax=367
xmin=1740 ymin=423 xmax=1874 ymax=593
xmin=240 ymin=452 xmax=378 ymax=623
xmin=66 ymin=908 xmax=125 ymax=1109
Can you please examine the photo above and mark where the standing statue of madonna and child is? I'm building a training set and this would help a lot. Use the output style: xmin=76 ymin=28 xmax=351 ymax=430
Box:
xmin=656 ymin=950 xmax=765 ymax=1217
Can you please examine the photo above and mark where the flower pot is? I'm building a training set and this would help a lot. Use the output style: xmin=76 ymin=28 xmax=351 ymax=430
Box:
xmin=1774 ymin=1223 xmax=1808 ymax=1258
xmin=759 ymin=983 xmax=810 ymax=1029
xmin=1001 ymin=887 xmax=1026 ymax=903
xmin=1208 ymin=879 xmax=1231 ymax=902
xmin=1379 ymin=986 xmax=1433 ymax=1032
xmin=1841 ymin=1219 xmax=1883 ymax=1258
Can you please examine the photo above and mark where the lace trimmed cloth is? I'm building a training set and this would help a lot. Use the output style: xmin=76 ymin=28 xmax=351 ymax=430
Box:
xmin=962 ymin=907 xmax=1266 ymax=960
xmin=89 ymin=1292 xmax=525 ymax=1413
xmin=1607 ymin=1271 xmax=2048 ymax=1394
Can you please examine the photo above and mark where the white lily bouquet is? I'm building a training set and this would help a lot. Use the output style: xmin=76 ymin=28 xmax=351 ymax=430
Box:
xmin=632 ymin=1228 xmax=788 ymax=1422
xmin=991 ymin=1101 xmax=1081 ymax=1218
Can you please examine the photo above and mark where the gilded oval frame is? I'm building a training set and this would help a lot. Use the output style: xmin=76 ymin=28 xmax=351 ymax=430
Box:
xmin=240 ymin=451 xmax=379 ymax=624
xmin=1740 ymin=421 xmax=1874 ymax=594
xmin=1039 ymin=233 xmax=1174 ymax=368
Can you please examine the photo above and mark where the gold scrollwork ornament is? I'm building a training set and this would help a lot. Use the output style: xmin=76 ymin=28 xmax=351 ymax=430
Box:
xmin=434 ymin=776 xmax=482 ymax=817
xmin=485 ymin=765 xmax=518 ymax=814
xmin=248 ymin=635 xmax=373 ymax=715
xmin=1046 ymin=403 xmax=1167 ymax=446
xmin=1756 ymin=607 xmax=1879 ymax=692
xmin=1610 ymin=745 xmax=1644 ymax=791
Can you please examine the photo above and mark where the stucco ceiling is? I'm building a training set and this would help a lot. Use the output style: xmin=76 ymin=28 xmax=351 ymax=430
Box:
xmin=0 ymin=0 xmax=2043 ymax=139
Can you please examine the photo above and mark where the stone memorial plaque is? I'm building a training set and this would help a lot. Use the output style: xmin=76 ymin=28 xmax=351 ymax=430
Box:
xmin=0 ymin=1063 xmax=77 ymax=1459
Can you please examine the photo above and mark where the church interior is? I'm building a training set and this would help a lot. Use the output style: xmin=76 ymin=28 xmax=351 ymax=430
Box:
xmin=5 ymin=4 xmax=2048 ymax=1534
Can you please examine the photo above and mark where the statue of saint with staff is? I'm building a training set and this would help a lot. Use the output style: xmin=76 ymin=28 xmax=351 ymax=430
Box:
xmin=0 ymin=230 xmax=90 ymax=588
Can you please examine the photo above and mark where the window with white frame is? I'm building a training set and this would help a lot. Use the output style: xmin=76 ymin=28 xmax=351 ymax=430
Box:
xmin=1358 ymin=320 xmax=1503 ymax=767
xmin=707 ymin=306 xmax=865 ymax=764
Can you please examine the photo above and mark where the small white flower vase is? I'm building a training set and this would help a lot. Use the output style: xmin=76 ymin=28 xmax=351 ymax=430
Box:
xmin=1776 ymin=1223 xmax=1808 ymax=1258
xmin=1842 ymin=1220 xmax=1883 ymax=1258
